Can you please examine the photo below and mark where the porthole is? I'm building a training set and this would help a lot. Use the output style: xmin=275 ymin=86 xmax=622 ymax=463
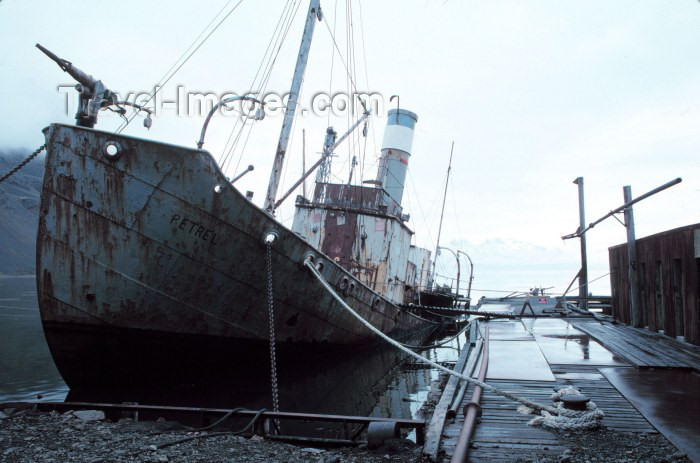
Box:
xmin=103 ymin=141 xmax=122 ymax=160
xmin=214 ymin=184 xmax=223 ymax=193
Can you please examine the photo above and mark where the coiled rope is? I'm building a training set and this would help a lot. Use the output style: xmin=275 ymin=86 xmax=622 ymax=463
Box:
xmin=304 ymin=258 xmax=604 ymax=430
xmin=523 ymin=387 xmax=604 ymax=431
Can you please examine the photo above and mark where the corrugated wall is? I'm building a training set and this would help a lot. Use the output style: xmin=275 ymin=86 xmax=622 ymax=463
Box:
xmin=609 ymin=224 xmax=699 ymax=345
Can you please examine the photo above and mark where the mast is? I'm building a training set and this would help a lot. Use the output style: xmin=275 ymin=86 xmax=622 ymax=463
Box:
xmin=302 ymin=129 xmax=307 ymax=198
xmin=429 ymin=141 xmax=454 ymax=290
xmin=264 ymin=0 xmax=321 ymax=212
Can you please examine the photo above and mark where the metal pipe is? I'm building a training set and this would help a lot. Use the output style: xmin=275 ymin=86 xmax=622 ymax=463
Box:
xmin=447 ymin=338 xmax=483 ymax=419
xmin=231 ymin=165 xmax=254 ymax=184
xmin=574 ymin=177 xmax=589 ymax=310
xmin=450 ymin=325 xmax=489 ymax=463
xmin=0 ymin=401 xmax=424 ymax=442
xmin=438 ymin=246 xmax=460 ymax=299
xmin=623 ymin=185 xmax=641 ymax=327
xmin=197 ymin=96 xmax=263 ymax=149
xmin=273 ymin=111 xmax=369 ymax=210
xmin=562 ymin=177 xmax=682 ymax=240
xmin=457 ymin=250 xmax=474 ymax=301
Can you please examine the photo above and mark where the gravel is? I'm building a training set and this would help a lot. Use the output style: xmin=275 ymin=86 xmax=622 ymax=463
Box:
xmin=514 ymin=428 xmax=691 ymax=463
xmin=1 ymin=408 xmax=691 ymax=462
xmin=0 ymin=410 xmax=428 ymax=463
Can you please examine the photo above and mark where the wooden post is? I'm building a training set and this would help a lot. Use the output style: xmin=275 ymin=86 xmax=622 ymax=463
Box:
xmin=574 ymin=177 xmax=589 ymax=310
xmin=624 ymin=185 xmax=641 ymax=327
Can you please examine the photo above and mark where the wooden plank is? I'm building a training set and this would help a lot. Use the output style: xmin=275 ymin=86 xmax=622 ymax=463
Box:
xmin=626 ymin=326 xmax=700 ymax=356
xmin=422 ymin=340 xmax=475 ymax=460
xmin=605 ymin=326 xmax=693 ymax=366
xmin=437 ymin=323 xmax=667 ymax=462
xmin=573 ymin=323 xmax=654 ymax=366
xmin=575 ymin=321 xmax=699 ymax=369
xmin=612 ymin=327 xmax=700 ymax=369
xmin=440 ymin=364 xmax=658 ymax=462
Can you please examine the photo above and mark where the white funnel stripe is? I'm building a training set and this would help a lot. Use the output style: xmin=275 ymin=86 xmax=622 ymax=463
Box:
xmin=381 ymin=125 xmax=414 ymax=155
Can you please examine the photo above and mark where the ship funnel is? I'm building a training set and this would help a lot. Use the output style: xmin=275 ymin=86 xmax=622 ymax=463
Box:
xmin=377 ymin=108 xmax=418 ymax=205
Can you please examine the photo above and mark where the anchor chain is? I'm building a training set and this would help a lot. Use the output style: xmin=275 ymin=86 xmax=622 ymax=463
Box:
xmin=0 ymin=144 xmax=46 ymax=184
xmin=266 ymin=245 xmax=280 ymax=414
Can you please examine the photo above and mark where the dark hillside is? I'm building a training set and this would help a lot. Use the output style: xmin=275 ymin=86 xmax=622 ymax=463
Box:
xmin=0 ymin=151 xmax=45 ymax=275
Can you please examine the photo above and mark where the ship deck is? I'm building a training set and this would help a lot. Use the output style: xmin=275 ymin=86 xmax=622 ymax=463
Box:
xmin=427 ymin=298 xmax=700 ymax=462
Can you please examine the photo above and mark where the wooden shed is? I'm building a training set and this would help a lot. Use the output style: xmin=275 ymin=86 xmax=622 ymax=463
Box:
xmin=609 ymin=223 xmax=699 ymax=346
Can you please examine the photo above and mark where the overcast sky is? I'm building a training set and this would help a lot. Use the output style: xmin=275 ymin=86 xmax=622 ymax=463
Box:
xmin=1 ymin=0 xmax=698 ymax=296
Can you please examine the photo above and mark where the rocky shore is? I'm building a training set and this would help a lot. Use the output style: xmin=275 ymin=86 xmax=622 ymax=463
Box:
xmin=0 ymin=409 xmax=426 ymax=463
xmin=513 ymin=428 xmax=690 ymax=463
xmin=1 ymin=406 xmax=692 ymax=462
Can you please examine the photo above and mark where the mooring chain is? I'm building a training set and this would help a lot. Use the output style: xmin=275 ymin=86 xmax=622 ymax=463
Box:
xmin=266 ymin=245 xmax=280 ymax=414
xmin=0 ymin=144 xmax=46 ymax=184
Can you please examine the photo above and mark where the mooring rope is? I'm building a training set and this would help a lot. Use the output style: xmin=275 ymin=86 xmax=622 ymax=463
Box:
xmin=521 ymin=387 xmax=604 ymax=431
xmin=400 ymin=320 xmax=471 ymax=350
xmin=304 ymin=258 xmax=605 ymax=429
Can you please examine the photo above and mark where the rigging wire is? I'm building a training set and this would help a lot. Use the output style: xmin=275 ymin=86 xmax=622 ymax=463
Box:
xmin=450 ymin=165 xmax=466 ymax=241
xmin=321 ymin=13 xmax=359 ymax=95
xmin=221 ymin=0 xmax=303 ymax=174
xmin=256 ymin=0 xmax=303 ymax=96
xmin=356 ymin=0 xmax=377 ymax=174
xmin=216 ymin=0 xmax=295 ymax=169
xmin=116 ymin=0 xmax=245 ymax=134
xmin=326 ymin=0 xmax=339 ymax=128
xmin=346 ymin=0 xmax=356 ymax=184
xmin=407 ymin=169 xmax=437 ymax=253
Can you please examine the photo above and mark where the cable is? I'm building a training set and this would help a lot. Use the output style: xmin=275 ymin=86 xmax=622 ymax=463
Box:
xmin=221 ymin=0 xmax=303 ymax=175
xmin=326 ymin=0 xmax=338 ymax=128
xmin=321 ymin=14 xmax=359 ymax=94
xmin=556 ymin=272 xmax=613 ymax=297
xmin=117 ymin=0 xmax=245 ymax=133
xmin=401 ymin=320 xmax=471 ymax=350
xmin=217 ymin=0 xmax=295 ymax=168
xmin=303 ymin=258 xmax=565 ymax=416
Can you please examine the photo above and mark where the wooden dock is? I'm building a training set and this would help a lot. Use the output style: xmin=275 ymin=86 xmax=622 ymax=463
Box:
xmin=439 ymin=364 xmax=657 ymax=461
xmin=427 ymin=314 xmax=695 ymax=462
xmin=571 ymin=320 xmax=700 ymax=370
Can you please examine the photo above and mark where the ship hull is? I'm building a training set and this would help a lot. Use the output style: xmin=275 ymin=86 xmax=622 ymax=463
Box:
xmin=37 ymin=124 xmax=438 ymax=391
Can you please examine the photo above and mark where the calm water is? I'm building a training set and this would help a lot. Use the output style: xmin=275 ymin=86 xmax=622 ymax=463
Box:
xmin=0 ymin=276 xmax=67 ymax=401
xmin=0 ymin=275 xmax=460 ymax=428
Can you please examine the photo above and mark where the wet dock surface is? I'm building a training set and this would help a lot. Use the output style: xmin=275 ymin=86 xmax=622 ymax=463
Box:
xmin=600 ymin=368 xmax=700 ymax=463
xmin=571 ymin=320 xmax=700 ymax=369
xmin=434 ymin=298 xmax=699 ymax=462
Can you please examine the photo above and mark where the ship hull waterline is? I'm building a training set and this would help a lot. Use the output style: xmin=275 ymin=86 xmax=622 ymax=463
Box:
xmin=36 ymin=124 xmax=440 ymax=392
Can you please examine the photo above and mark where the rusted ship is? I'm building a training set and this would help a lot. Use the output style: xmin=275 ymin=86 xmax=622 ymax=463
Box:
xmin=35 ymin=0 xmax=447 ymax=391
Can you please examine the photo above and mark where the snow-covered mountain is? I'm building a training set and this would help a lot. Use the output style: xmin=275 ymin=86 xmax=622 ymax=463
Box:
xmin=432 ymin=237 xmax=610 ymax=298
